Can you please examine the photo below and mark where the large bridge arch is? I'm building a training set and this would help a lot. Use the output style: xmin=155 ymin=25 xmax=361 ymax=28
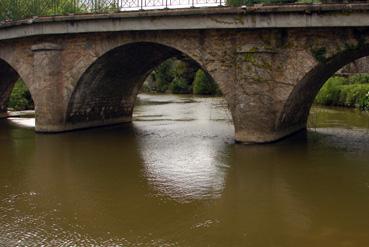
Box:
xmin=64 ymin=41 xmax=232 ymax=130
xmin=277 ymin=43 xmax=369 ymax=134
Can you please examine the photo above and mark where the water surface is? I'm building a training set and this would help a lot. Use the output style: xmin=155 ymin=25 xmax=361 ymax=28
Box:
xmin=1 ymin=94 xmax=369 ymax=246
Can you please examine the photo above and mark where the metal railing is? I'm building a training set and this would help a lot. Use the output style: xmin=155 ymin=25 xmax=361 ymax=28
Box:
xmin=0 ymin=0 xmax=365 ymax=23
xmin=117 ymin=0 xmax=224 ymax=9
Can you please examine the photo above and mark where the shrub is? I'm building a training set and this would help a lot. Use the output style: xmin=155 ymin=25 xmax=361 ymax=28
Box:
xmin=193 ymin=69 xmax=220 ymax=95
xmin=315 ymin=75 xmax=369 ymax=111
xmin=347 ymin=73 xmax=369 ymax=85
xmin=8 ymin=80 xmax=34 ymax=111
xmin=226 ymin=0 xmax=297 ymax=6
xmin=362 ymin=91 xmax=369 ymax=111
xmin=315 ymin=76 xmax=346 ymax=106
xmin=145 ymin=58 xmax=196 ymax=94
xmin=143 ymin=59 xmax=221 ymax=96
xmin=151 ymin=59 xmax=175 ymax=93
xmin=170 ymin=77 xmax=192 ymax=94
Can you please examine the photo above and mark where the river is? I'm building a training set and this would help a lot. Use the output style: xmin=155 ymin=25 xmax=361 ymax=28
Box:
xmin=1 ymin=94 xmax=369 ymax=246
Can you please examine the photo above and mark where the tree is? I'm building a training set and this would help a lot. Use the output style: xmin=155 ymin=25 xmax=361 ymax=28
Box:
xmin=152 ymin=59 xmax=175 ymax=93
xmin=0 ymin=0 xmax=119 ymax=22
xmin=193 ymin=69 xmax=220 ymax=95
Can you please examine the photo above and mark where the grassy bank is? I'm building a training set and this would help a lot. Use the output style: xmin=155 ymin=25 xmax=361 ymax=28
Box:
xmin=315 ymin=74 xmax=369 ymax=111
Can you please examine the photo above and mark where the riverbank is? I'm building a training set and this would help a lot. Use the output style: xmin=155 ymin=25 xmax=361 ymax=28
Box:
xmin=0 ymin=110 xmax=35 ymax=119
xmin=315 ymin=74 xmax=369 ymax=111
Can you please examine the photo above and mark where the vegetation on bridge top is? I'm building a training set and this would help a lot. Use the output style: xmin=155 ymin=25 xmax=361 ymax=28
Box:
xmin=0 ymin=0 xmax=347 ymax=23
xmin=0 ymin=0 xmax=119 ymax=22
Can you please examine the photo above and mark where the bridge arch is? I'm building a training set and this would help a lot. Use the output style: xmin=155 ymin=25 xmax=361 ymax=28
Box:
xmin=0 ymin=57 xmax=34 ymax=115
xmin=65 ymin=41 xmax=228 ymax=130
xmin=277 ymin=44 xmax=369 ymax=132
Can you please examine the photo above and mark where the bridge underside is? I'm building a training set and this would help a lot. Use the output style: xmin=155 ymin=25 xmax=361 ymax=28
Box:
xmin=1 ymin=27 xmax=369 ymax=143
xmin=65 ymin=42 xmax=182 ymax=131
xmin=0 ymin=60 xmax=18 ymax=114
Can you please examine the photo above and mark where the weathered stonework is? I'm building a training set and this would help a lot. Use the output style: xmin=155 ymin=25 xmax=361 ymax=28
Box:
xmin=1 ymin=5 xmax=369 ymax=143
xmin=339 ymin=56 xmax=369 ymax=75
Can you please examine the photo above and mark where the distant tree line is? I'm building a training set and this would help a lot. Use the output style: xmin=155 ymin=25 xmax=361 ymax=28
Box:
xmin=142 ymin=58 xmax=221 ymax=95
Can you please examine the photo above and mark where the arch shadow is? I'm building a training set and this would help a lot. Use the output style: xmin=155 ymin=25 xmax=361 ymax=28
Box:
xmin=0 ymin=59 xmax=20 ymax=114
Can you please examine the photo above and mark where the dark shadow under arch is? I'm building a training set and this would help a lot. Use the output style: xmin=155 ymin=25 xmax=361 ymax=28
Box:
xmin=0 ymin=59 xmax=20 ymax=114
xmin=278 ymin=44 xmax=369 ymax=131
xmin=66 ymin=42 xmax=222 ymax=128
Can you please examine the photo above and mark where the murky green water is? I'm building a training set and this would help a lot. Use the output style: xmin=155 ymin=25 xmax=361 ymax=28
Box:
xmin=1 ymin=94 xmax=369 ymax=246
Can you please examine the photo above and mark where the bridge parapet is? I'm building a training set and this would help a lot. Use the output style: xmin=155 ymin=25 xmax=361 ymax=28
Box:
xmin=1 ymin=1 xmax=369 ymax=24
xmin=2 ymin=3 xmax=369 ymax=41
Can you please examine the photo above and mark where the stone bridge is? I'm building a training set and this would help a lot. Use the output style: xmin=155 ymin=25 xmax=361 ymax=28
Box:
xmin=1 ymin=3 xmax=369 ymax=143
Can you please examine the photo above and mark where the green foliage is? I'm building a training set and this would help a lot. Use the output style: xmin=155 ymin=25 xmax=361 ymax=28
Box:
xmin=193 ymin=69 xmax=220 ymax=95
xmin=8 ymin=80 xmax=34 ymax=111
xmin=169 ymin=60 xmax=194 ymax=94
xmin=170 ymin=77 xmax=192 ymax=94
xmin=144 ymin=58 xmax=221 ymax=95
xmin=226 ymin=0 xmax=297 ymax=6
xmin=0 ymin=0 xmax=118 ymax=22
xmin=296 ymin=0 xmax=320 ymax=3
xmin=315 ymin=75 xmax=369 ymax=111
xmin=152 ymin=59 xmax=175 ymax=93
xmin=1 ymin=0 xmax=73 ymax=20
xmin=315 ymin=76 xmax=346 ymax=105
xmin=362 ymin=91 xmax=369 ymax=111
xmin=172 ymin=60 xmax=196 ymax=87
xmin=346 ymin=73 xmax=369 ymax=85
